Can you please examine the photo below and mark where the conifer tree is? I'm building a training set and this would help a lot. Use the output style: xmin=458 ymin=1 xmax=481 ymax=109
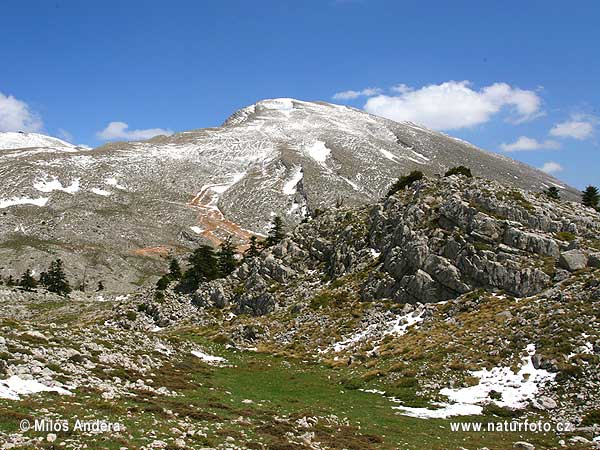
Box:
xmin=19 ymin=269 xmax=37 ymax=291
xmin=45 ymin=259 xmax=71 ymax=297
xmin=6 ymin=275 xmax=15 ymax=287
xmin=97 ymin=281 xmax=105 ymax=291
xmin=244 ymin=235 xmax=261 ymax=259
xmin=582 ymin=185 xmax=600 ymax=208
xmin=265 ymin=216 xmax=285 ymax=247
xmin=544 ymin=186 xmax=560 ymax=200
xmin=180 ymin=245 xmax=219 ymax=290
xmin=168 ymin=257 xmax=182 ymax=279
xmin=218 ymin=237 xmax=237 ymax=277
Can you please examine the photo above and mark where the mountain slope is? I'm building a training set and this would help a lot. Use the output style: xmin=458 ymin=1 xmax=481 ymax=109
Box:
xmin=0 ymin=131 xmax=78 ymax=151
xmin=0 ymin=99 xmax=580 ymax=290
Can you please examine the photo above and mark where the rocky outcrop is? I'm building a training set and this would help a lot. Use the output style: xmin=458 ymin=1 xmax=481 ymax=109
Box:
xmin=559 ymin=250 xmax=589 ymax=272
xmin=185 ymin=175 xmax=600 ymax=312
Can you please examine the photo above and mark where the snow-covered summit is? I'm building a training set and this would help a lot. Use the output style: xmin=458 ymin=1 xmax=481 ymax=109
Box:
xmin=0 ymin=131 xmax=78 ymax=151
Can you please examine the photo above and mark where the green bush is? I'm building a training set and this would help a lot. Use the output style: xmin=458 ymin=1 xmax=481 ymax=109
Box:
xmin=444 ymin=166 xmax=472 ymax=178
xmin=582 ymin=409 xmax=600 ymax=425
xmin=387 ymin=171 xmax=424 ymax=197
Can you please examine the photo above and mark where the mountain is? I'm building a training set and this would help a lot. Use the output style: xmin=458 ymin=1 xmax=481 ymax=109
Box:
xmin=1 ymin=174 xmax=598 ymax=449
xmin=0 ymin=98 xmax=580 ymax=291
xmin=0 ymin=131 xmax=79 ymax=151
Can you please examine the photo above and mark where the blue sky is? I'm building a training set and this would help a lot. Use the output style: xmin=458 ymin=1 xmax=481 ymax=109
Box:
xmin=0 ymin=0 xmax=598 ymax=189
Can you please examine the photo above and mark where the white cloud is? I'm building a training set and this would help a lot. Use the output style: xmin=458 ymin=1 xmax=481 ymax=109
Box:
xmin=363 ymin=81 xmax=542 ymax=130
xmin=0 ymin=91 xmax=43 ymax=132
xmin=332 ymin=87 xmax=382 ymax=100
xmin=550 ymin=115 xmax=595 ymax=140
xmin=540 ymin=161 xmax=563 ymax=174
xmin=500 ymin=136 xmax=561 ymax=152
xmin=96 ymin=121 xmax=173 ymax=141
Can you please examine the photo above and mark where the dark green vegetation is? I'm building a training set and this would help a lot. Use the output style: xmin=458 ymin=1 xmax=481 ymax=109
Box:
xmin=444 ymin=165 xmax=473 ymax=178
xmin=544 ymin=186 xmax=561 ymax=199
xmin=0 ymin=259 xmax=72 ymax=296
xmin=582 ymin=185 xmax=599 ymax=208
xmin=155 ymin=216 xmax=287 ymax=293
xmin=386 ymin=170 xmax=424 ymax=197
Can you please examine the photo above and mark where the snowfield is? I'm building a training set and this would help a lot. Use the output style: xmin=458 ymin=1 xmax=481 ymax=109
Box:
xmin=0 ymin=375 xmax=71 ymax=400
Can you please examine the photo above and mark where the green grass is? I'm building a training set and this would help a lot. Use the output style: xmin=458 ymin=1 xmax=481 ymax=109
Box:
xmin=0 ymin=327 xmax=569 ymax=449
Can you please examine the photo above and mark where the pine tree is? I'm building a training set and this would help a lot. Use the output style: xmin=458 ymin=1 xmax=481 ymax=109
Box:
xmin=582 ymin=185 xmax=600 ymax=208
xmin=218 ymin=237 xmax=237 ymax=277
xmin=265 ymin=216 xmax=285 ymax=247
xmin=244 ymin=235 xmax=261 ymax=259
xmin=97 ymin=281 xmax=105 ymax=291
xmin=19 ymin=269 xmax=37 ymax=291
xmin=544 ymin=186 xmax=560 ymax=200
xmin=6 ymin=275 xmax=15 ymax=287
xmin=45 ymin=259 xmax=71 ymax=297
xmin=156 ymin=274 xmax=171 ymax=291
xmin=180 ymin=245 xmax=219 ymax=290
xmin=168 ymin=257 xmax=182 ymax=279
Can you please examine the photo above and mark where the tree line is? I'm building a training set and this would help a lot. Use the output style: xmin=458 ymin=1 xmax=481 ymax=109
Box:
xmin=0 ymin=259 xmax=74 ymax=297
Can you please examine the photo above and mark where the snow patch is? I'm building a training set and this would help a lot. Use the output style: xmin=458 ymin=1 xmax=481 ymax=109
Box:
xmin=0 ymin=196 xmax=49 ymax=209
xmin=91 ymin=188 xmax=111 ymax=197
xmin=305 ymin=141 xmax=331 ymax=163
xmin=0 ymin=375 xmax=71 ymax=400
xmin=190 ymin=226 xmax=204 ymax=234
xmin=282 ymin=166 xmax=303 ymax=195
xmin=379 ymin=148 xmax=398 ymax=161
xmin=104 ymin=177 xmax=126 ymax=190
xmin=394 ymin=345 xmax=556 ymax=419
xmin=327 ymin=308 xmax=425 ymax=353
xmin=440 ymin=344 xmax=555 ymax=409
xmin=191 ymin=350 xmax=228 ymax=366
xmin=34 ymin=177 xmax=80 ymax=194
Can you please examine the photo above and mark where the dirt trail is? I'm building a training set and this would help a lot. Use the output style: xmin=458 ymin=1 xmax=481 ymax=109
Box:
xmin=187 ymin=184 xmax=255 ymax=247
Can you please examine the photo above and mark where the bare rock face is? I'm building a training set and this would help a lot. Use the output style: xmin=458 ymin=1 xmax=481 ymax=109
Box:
xmin=185 ymin=175 xmax=599 ymax=312
xmin=0 ymin=99 xmax=581 ymax=291
xmin=559 ymin=250 xmax=589 ymax=272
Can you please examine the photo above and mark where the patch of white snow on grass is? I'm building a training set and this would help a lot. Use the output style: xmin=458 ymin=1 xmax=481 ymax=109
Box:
xmin=439 ymin=344 xmax=555 ymax=409
xmin=327 ymin=308 xmax=425 ymax=353
xmin=394 ymin=344 xmax=555 ymax=419
xmin=190 ymin=226 xmax=204 ymax=234
xmin=282 ymin=166 xmax=303 ymax=195
xmin=0 ymin=375 xmax=71 ymax=400
xmin=191 ymin=350 xmax=228 ymax=366
xmin=393 ymin=402 xmax=482 ymax=419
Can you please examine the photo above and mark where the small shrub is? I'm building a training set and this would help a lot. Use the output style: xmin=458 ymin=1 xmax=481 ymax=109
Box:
xmin=483 ymin=404 xmax=522 ymax=418
xmin=387 ymin=171 xmax=424 ymax=197
xmin=445 ymin=166 xmax=472 ymax=178
xmin=555 ymin=231 xmax=576 ymax=242
xmin=581 ymin=409 xmax=600 ymax=426
xmin=125 ymin=311 xmax=137 ymax=321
